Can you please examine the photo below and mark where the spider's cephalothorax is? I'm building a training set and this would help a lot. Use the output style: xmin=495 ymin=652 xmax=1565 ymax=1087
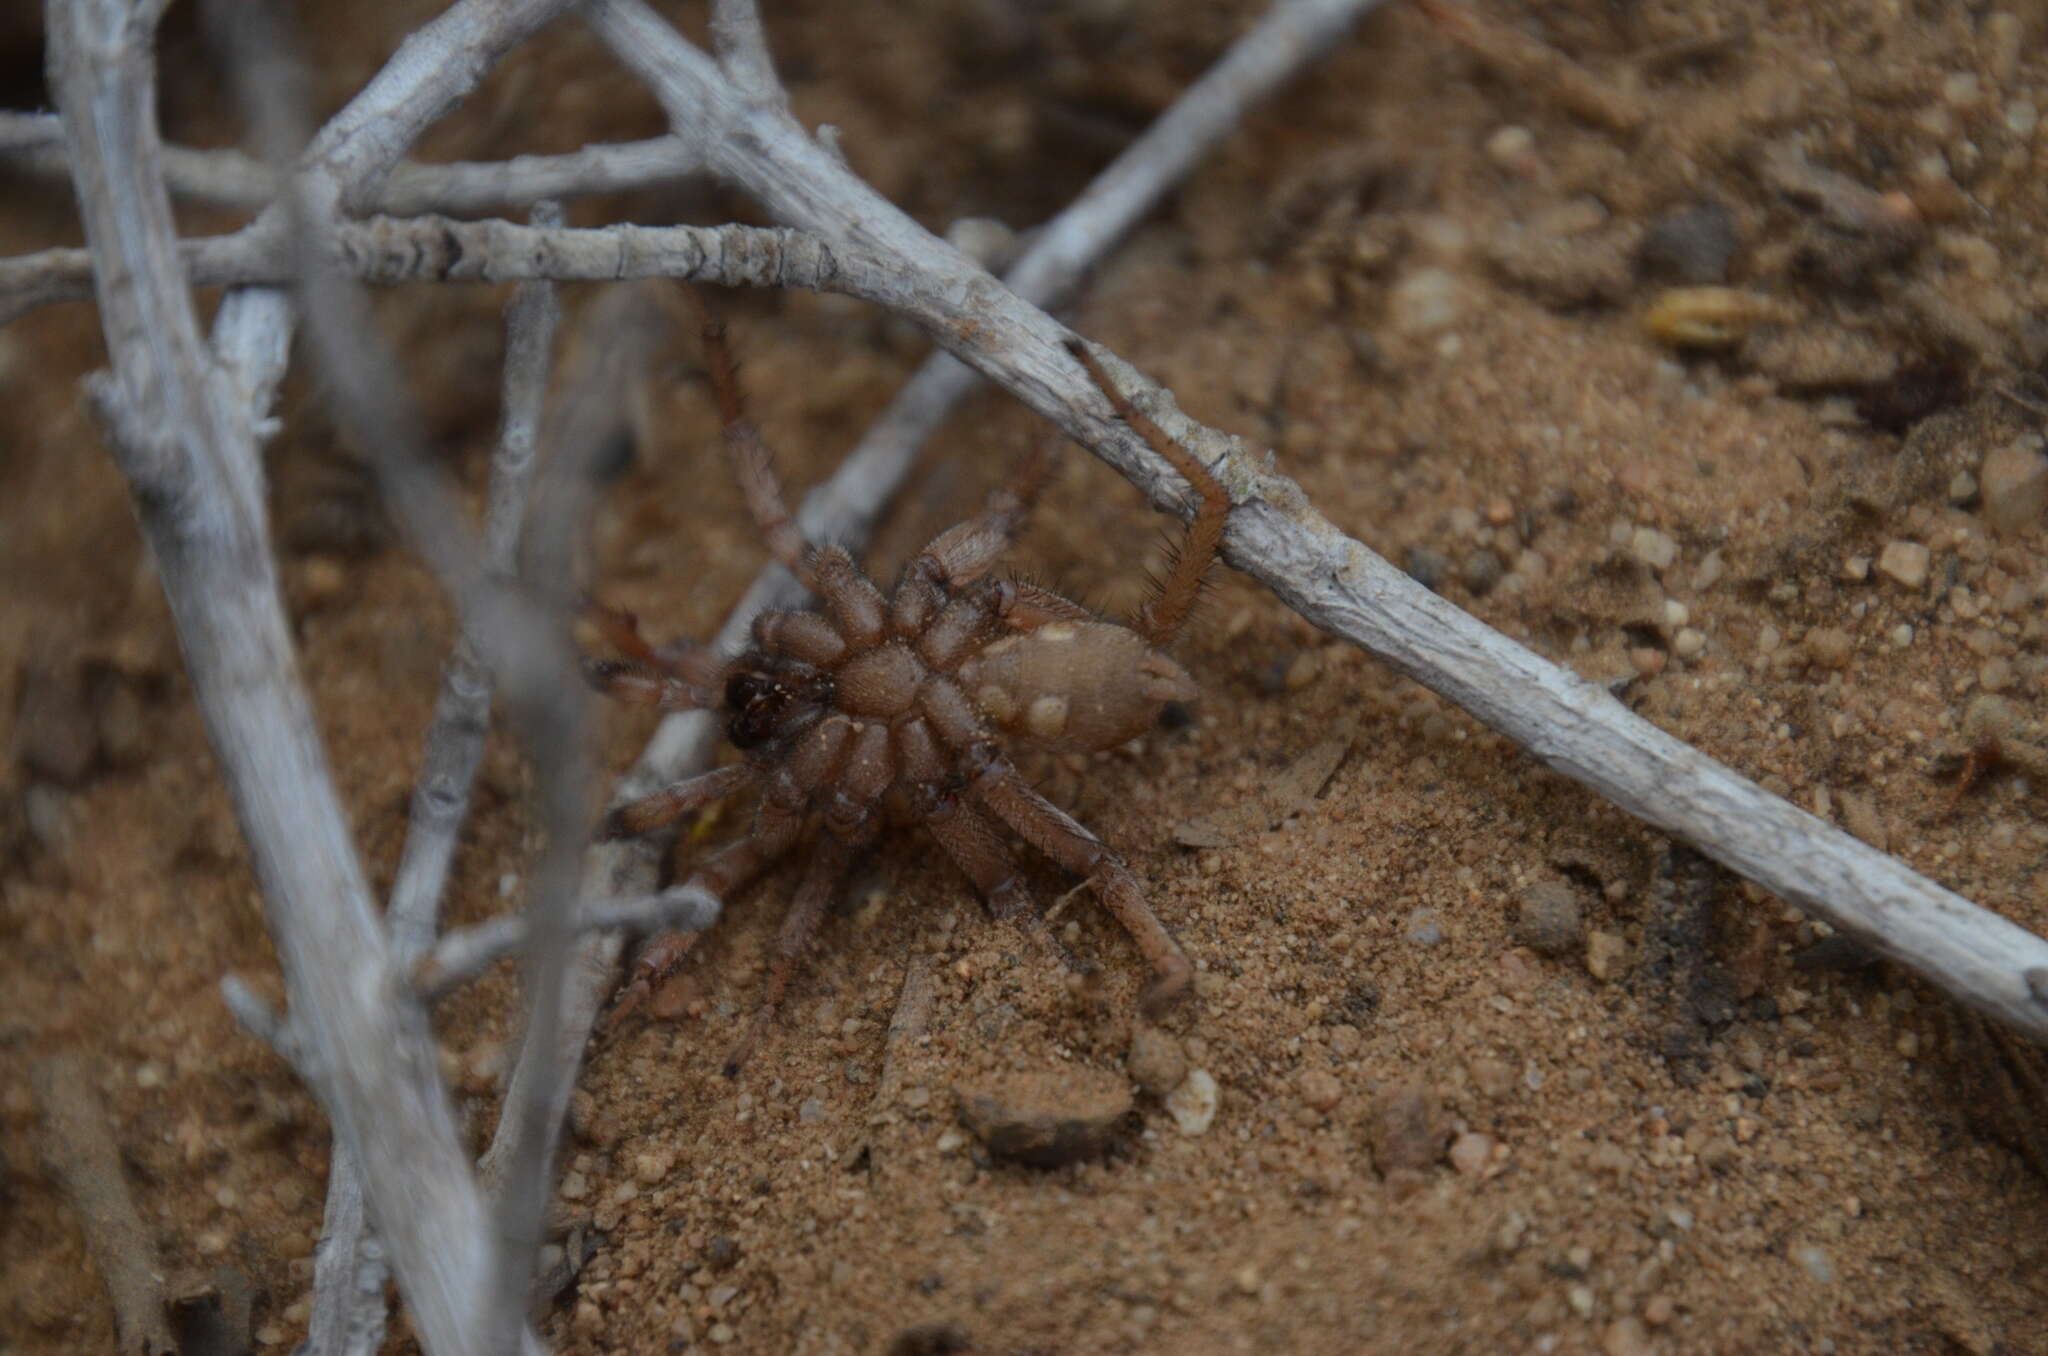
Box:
xmin=586 ymin=316 xmax=1230 ymax=1073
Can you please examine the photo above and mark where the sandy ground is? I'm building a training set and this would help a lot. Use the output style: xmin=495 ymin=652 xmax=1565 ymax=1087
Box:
xmin=5 ymin=1 xmax=2048 ymax=1353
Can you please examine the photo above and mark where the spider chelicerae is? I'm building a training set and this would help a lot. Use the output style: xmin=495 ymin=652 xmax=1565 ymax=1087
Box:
xmin=585 ymin=314 xmax=1229 ymax=1073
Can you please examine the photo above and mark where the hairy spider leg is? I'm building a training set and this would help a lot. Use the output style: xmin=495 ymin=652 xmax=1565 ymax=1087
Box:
xmin=917 ymin=673 xmax=1191 ymax=1014
xmin=1067 ymin=339 xmax=1231 ymax=648
xmin=602 ymin=832 xmax=774 ymax=1034
xmin=580 ymin=595 xmax=722 ymax=688
xmin=600 ymin=762 xmax=756 ymax=841
xmin=968 ymin=747 xmax=1191 ymax=1016
xmin=721 ymin=833 xmax=857 ymax=1076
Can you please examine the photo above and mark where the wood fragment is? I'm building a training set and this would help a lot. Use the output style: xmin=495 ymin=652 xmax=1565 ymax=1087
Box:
xmin=32 ymin=1057 xmax=176 ymax=1356
xmin=1413 ymin=0 xmax=1647 ymax=135
xmin=877 ymin=961 xmax=936 ymax=1103
xmin=1174 ymin=735 xmax=1350 ymax=847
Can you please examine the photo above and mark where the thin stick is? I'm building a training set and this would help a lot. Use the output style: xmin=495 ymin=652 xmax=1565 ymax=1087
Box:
xmin=0 ymin=112 xmax=702 ymax=215
xmin=708 ymin=0 xmax=783 ymax=110
xmin=0 ymin=217 xmax=874 ymax=326
xmin=389 ymin=204 xmax=565 ymax=969
xmin=48 ymin=6 xmax=500 ymax=1354
xmin=876 ymin=961 xmax=935 ymax=1103
xmin=305 ymin=203 xmax=563 ymax=1356
xmin=581 ymin=0 xmax=2048 ymax=1042
xmin=32 ymin=1057 xmax=176 ymax=1356
xmin=215 ymin=7 xmax=588 ymax=1344
xmin=418 ymin=883 xmax=726 ymax=999
xmin=203 ymin=0 xmax=582 ymax=526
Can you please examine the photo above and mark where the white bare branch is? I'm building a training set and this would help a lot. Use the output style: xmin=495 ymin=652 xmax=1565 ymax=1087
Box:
xmin=203 ymin=0 xmax=583 ymax=479
xmin=0 ymin=111 xmax=701 ymax=214
xmin=45 ymin=5 xmax=502 ymax=1354
xmin=0 ymin=216 xmax=878 ymax=324
xmin=418 ymin=883 xmax=724 ymax=1001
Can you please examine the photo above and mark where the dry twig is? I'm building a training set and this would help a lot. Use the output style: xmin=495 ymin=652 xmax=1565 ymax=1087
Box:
xmin=32 ymin=1057 xmax=176 ymax=1356
xmin=212 ymin=4 xmax=590 ymax=1342
xmin=300 ymin=202 xmax=565 ymax=1356
xmin=417 ymin=883 xmax=725 ymax=1000
xmin=0 ymin=111 xmax=701 ymax=215
xmin=46 ymin=4 xmax=505 ymax=1352
xmin=0 ymin=216 xmax=890 ymax=325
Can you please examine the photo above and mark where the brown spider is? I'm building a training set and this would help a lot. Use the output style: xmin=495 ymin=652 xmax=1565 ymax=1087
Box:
xmin=585 ymin=315 xmax=1229 ymax=1073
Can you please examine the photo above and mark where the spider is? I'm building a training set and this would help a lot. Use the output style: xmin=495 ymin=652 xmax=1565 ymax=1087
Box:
xmin=585 ymin=313 xmax=1229 ymax=1073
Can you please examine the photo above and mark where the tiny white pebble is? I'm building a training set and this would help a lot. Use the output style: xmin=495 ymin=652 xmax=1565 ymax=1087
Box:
xmin=1166 ymin=1069 xmax=1220 ymax=1136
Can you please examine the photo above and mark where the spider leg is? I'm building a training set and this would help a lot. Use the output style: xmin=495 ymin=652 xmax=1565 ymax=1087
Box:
xmin=909 ymin=441 xmax=1056 ymax=590
xmin=1067 ymin=339 xmax=1230 ymax=648
xmin=701 ymin=313 xmax=817 ymax=587
xmin=603 ymin=833 xmax=773 ymax=1035
xmin=601 ymin=763 xmax=755 ymax=840
xmin=583 ymin=657 xmax=718 ymax=712
xmin=967 ymin=744 xmax=1191 ymax=1017
xmin=721 ymin=832 xmax=856 ymax=1076
xmin=898 ymin=716 xmax=1029 ymax=921
xmin=580 ymin=595 xmax=722 ymax=687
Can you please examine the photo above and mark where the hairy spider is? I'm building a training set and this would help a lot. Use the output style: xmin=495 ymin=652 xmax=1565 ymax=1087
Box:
xmin=586 ymin=316 xmax=1229 ymax=1073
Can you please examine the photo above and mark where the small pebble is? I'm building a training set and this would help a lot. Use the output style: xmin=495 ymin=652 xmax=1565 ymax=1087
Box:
xmin=1389 ymin=267 xmax=1463 ymax=336
xmin=1167 ymin=1069 xmax=1220 ymax=1136
xmin=1127 ymin=1026 xmax=1188 ymax=1098
xmin=1673 ymin=627 xmax=1706 ymax=661
xmin=1642 ymin=1294 xmax=1676 ymax=1326
xmin=1284 ymin=650 xmax=1322 ymax=690
xmin=708 ymin=1322 xmax=737 ymax=1344
xmin=1637 ymin=200 xmax=1740 ymax=285
xmin=1449 ymin=1131 xmax=1496 ymax=1176
xmin=1485 ymin=124 xmax=1536 ymax=169
xmin=1470 ymin=1057 xmax=1516 ymax=1099
xmin=1794 ymin=1243 xmax=1836 ymax=1285
xmin=1978 ymin=437 xmax=2048 ymax=535
xmin=1515 ymin=880 xmax=1584 ymax=958
xmin=1602 ymin=1316 xmax=1653 ymax=1356
xmin=1404 ymin=545 xmax=1452 ymax=590
xmin=1803 ymin=627 xmax=1853 ymax=669
xmin=1586 ymin=931 xmax=1631 ymax=983
xmin=1372 ymin=1082 xmax=1441 ymax=1174
xmin=1949 ymin=469 xmax=1979 ymax=505
xmin=17 ymin=666 xmax=97 ymax=786
xmin=1298 ymin=1068 xmax=1343 ymax=1112
xmin=705 ymin=1236 xmax=741 ymax=1271
xmin=1839 ymin=790 xmax=1889 ymax=852
xmin=1876 ymin=540 xmax=1930 ymax=589
xmin=1462 ymin=549 xmax=1505 ymax=595
xmin=1405 ymin=907 xmax=1444 ymax=947
xmin=632 ymin=1150 xmax=674 ymax=1185
xmin=1630 ymin=527 xmax=1679 ymax=571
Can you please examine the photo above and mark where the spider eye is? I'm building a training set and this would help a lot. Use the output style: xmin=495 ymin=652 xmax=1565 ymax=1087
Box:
xmin=724 ymin=670 xmax=788 ymax=749
xmin=725 ymin=672 xmax=772 ymax=710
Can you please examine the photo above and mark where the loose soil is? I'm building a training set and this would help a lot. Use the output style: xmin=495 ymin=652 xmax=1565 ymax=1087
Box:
xmin=4 ymin=2 xmax=2048 ymax=1354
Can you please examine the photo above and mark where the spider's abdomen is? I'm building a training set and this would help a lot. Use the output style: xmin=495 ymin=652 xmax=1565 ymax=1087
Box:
xmin=959 ymin=620 xmax=1198 ymax=753
xmin=834 ymin=641 xmax=925 ymax=719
